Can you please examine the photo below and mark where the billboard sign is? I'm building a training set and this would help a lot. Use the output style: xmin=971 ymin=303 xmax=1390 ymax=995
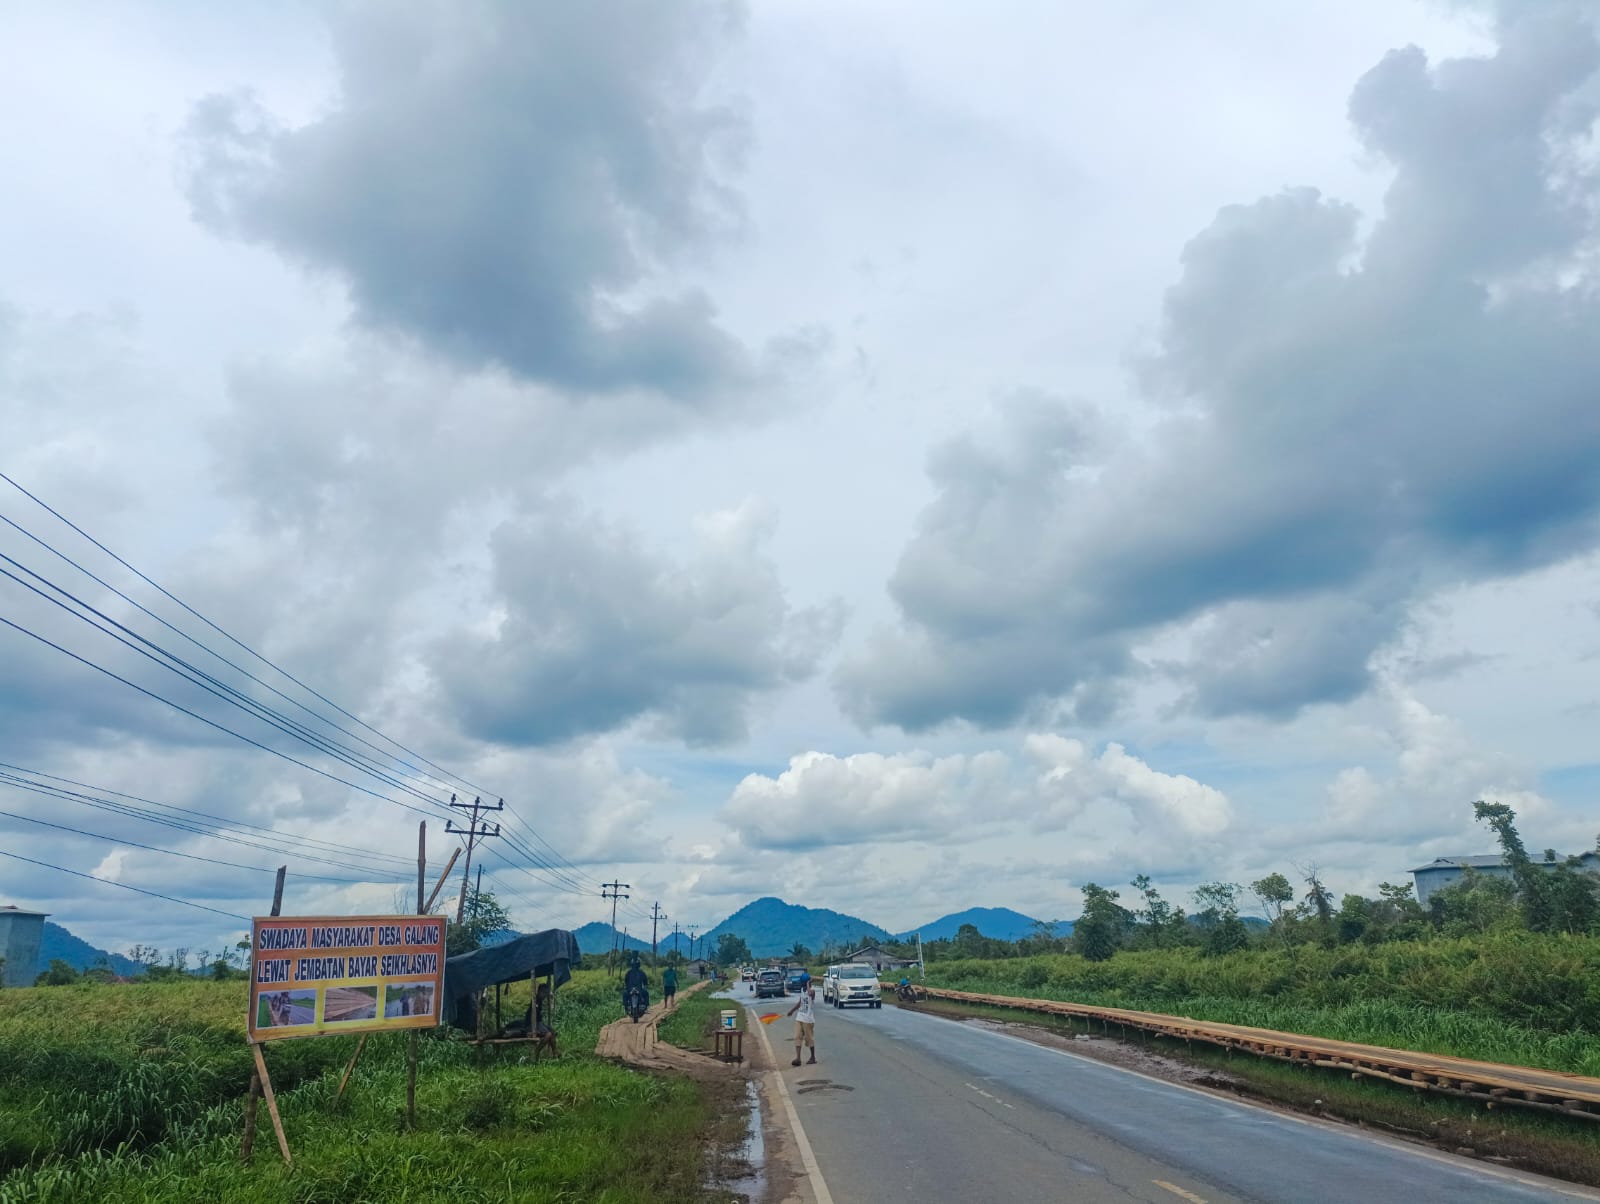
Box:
xmin=249 ymin=915 xmax=445 ymax=1041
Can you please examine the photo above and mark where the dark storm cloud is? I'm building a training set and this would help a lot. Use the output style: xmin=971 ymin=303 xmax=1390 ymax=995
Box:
xmin=433 ymin=501 xmax=845 ymax=747
xmin=183 ymin=0 xmax=757 ymax=398
xmin=842 ymin=10 xmax=1600 ymax=729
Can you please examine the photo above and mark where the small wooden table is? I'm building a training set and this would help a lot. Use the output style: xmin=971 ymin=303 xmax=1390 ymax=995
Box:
xmin=713 ymin=1028 xmax=744 ymax=1063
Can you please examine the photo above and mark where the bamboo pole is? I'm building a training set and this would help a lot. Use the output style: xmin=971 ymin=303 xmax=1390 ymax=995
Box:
xmin=336 ymin=1033 xmax=369 ymax=1103
xmin=241 ymin=866 xmax=286 ymax=1162
xmin=250 ymin=1042 xmax=292 ymax=1166
xmin=422 ymin=847 xmax=462 ymax=913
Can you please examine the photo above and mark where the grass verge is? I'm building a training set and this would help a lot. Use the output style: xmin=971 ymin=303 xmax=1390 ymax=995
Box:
xmin=904 ymin=996 xmax=1600 ymax=1189
xmin=0 ymin=971 xmax=743 ymax=1203
xmin=657 ymin=990 xmax=741 ymax=1054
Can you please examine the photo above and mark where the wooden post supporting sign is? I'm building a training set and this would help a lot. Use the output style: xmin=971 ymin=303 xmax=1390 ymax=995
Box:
xmin=242 ymin=865 xmax=286 ymax=1163
xmin=406 ymin=821 xmax=424 ymax=1129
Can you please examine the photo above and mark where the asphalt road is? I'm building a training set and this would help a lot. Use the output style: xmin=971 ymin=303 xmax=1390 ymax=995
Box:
xmin=724 ymin=988 xmax=1598 ymax=1204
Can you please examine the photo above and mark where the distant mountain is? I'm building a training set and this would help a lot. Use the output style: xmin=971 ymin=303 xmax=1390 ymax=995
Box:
xmin=39 ymin=922 xmax=141 ymax=977
xmin=704 ymin=897 xmax=892 ymax=958
xmin=569 ymin=922 xmax=650 ymax=958
xmin=899 ymin=907 xmax=1048 ymax=943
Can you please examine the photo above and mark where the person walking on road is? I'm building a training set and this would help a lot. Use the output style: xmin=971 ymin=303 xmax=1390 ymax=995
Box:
xmin=788 ymin=981 xmax=817 ymax=1066
xmin=662 ymin=964 xmax=678 ymax=1009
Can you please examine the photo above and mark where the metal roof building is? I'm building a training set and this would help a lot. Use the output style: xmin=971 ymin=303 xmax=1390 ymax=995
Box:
xmin=0 ymin=905 xmax=50 ymax=988
xmin=1410 ymin=852 xmax=1600 ymax=907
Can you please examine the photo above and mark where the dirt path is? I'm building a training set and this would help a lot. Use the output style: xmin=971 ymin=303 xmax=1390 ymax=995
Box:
xmin=593 ymin=979 xmax=726 ymax=1074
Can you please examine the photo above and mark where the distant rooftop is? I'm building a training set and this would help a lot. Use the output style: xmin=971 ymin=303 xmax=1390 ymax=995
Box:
xmin=1410 ymin=852 xmax=1597 ymax=873
xmin=0 ymin=905 xmax=50 ymax=917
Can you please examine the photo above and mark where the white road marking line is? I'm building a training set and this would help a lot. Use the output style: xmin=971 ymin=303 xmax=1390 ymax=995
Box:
xmin=747 ymin=1001 xmax=834 ymax=1204
xmin=963 ymin=1081 xmax=1016 ymax=1109
xmin=1153 ymin=1180 xmax=1208 ymax=1203
xmin=932 ymin=1017 xmax=1600 ymax=1201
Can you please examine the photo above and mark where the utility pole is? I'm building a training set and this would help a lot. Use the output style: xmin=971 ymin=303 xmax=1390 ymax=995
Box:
xmin=447 ymin=794 xmax=503 ymax=923
xmin=601 ymin=881 xmax=631 ymax=974
xmin=669 ymin=920 xmax=682 ymax=962
xmin=650 ymin=901 xmax=667 ymax=964
xmin=687 ymin=925 xmax=698 ymax=963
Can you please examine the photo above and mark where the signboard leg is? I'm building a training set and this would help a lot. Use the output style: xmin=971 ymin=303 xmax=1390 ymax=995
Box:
xmin=406 ymin=821 xmax=424 ymax=1129
xmin=336 ymin=1033 xmax=368 ymax=1103
xmin=242 ymin=864 xmax=287 ymax=1162
xmin=250 ymin=1042 xmax=293 ymax=1166
xmin=241 ymin=1072 xmax=261 ymax=1161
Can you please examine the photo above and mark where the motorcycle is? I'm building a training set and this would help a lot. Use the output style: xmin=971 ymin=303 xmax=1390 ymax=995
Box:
xmin=895 ymin=982 xmax=923 ymax=1003
xmin=623 ymin=983 xmax=649 ymax=1023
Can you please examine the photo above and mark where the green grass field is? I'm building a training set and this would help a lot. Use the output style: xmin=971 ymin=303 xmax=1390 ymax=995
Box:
xmin=0 ymin=969 xmax=737 ymax=1203
xmin=922 ymin=932 xmax=1600 ymax=1075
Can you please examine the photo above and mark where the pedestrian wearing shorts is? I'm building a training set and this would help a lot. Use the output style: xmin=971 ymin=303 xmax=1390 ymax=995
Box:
xmin=788 ymin=981 xmax=816 ymax=1066
xmin=662 ymin=965 xmax=678 ymax=1009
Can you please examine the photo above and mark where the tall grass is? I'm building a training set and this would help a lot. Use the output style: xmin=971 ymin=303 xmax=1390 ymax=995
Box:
xmin=923 ymin=932 xmax=1600 ymax=1075
xmin=0 ymin=969 xmax=735 ymax=1202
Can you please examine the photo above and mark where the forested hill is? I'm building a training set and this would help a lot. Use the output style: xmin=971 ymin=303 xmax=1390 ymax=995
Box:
xmin=703 ymin=897 xmax=891 ymax=958
xmin=39 ymin=922 xmax=141 ymax=976
xmin=900 ymin=907 xmax=1049 ymax=942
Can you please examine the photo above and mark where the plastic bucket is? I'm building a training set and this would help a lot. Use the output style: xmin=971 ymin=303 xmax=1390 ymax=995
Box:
xmin=720 ymin=1010 xmax=737 ymax=1030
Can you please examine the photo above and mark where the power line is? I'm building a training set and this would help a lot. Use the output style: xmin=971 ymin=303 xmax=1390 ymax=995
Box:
xmin=0 ymin=764 xmax=416 ymax=874
xmin=0 ymin=553 xmax=453 ymax=810
xmin=0 ymin=611 xmax=440 ymax=817
xmin=0 ymin=772 xmax=418 ymax=880
xmin=0 ymin=474 xmax=602 ymax=902
xmin=0 ymin=806 xmax=381 ymax=885
xmin=0 ymin=473 xmax=496 ymax=798
xmin=0 ymin=848 xmax=249 ymax=920
xmin=0 ymin=507 xmax=471 ymax=800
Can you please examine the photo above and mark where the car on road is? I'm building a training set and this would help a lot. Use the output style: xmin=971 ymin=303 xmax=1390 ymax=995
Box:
xmin=754 ymin=967 xmax=786 ymax=999
xmin=830 ymin=962 xmax=882 ymax=1008
xmin=821 ymin=964 xmax=841 ymax=1003
xmin=740 ymin=965 xmax=755 ymax=981
xmin=785 ymin=967 xmax=810 ymax=993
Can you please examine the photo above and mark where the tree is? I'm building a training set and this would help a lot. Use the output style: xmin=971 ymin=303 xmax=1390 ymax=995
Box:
xmin=34 ymin=959 xmax=80 ymax=987
xmin=1248 ymin=872 xmax=1296 ymax=951
xmin=788 ymin=942 xmax=813 ymax=964
xmin=1017 ymin=919 xmax=1063 ymax=957
xmin=1428 ymin=867 xmax=1519 ymax=936
xmin=1131 ymin=875 xmax=1183 ymax=949
xmin=1071 ymin=884 xmax=1124 ymax=962
xmin=446 ymin=884 xmax=512 ymax=955
xmin=1191 ymin=881 xmax=1248 ymax=956
xmin=714 ymin=933 xmax=752 ymax=965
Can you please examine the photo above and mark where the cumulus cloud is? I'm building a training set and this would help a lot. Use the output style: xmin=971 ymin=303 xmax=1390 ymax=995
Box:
xmin=183 ymin=0 xmax=764 ymax=399
xmin=433 ymin=499 xmax=845 ymax=747
xmin=719 ymin=748 xmax=1013 ymax=851
xmin=841 ymin=10 xmax=1600 ymax=729
xmin=720 ymin=735 xmax=1231 ymax=858
xmin=1314 ymin=686 xmax=1554 ymax=846
xmin=1022 ymin=734 xmax=1232 ymax=837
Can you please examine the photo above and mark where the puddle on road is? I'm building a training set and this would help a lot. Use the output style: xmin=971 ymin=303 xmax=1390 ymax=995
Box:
xmin=718 ymin=1078 xmax=767 ymax=1203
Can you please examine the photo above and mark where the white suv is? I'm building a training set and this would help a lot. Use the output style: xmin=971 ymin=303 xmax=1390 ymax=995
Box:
xmin=830 ymin=963 xmax=882 ymax=1009
xmin=821 ymin=965 xmax=841 ymax=1004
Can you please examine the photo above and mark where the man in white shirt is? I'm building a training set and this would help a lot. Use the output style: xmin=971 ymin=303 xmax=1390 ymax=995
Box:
xmin=787 ymin=981 xmax=817 ymax=1066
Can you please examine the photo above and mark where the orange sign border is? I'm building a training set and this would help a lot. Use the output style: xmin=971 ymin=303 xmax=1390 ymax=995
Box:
xmin=248 ymin=914 xmax=445 ymax=1042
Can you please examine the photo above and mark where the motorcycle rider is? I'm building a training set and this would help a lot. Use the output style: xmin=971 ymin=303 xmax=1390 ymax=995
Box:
xmin=623 ymin=952 xmax=650 ymax=1018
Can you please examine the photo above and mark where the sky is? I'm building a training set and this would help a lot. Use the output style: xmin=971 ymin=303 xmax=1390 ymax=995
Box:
xmin=3 ymin=0 xmax=1600 ymax=961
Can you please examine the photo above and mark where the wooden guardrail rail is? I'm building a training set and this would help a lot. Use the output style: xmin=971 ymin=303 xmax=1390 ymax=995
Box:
xmin=897 ymin=984 xmax=1600 ymax=1122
